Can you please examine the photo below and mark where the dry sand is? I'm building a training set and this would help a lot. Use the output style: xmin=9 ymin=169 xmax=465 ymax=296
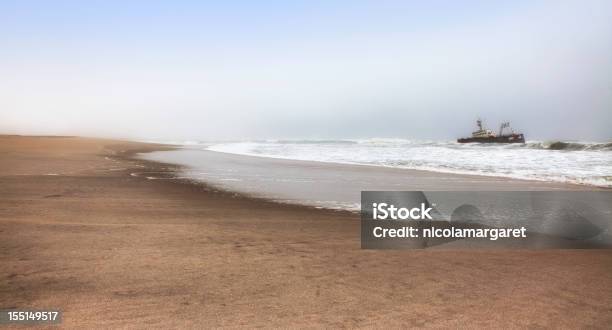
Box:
xmin=1 ymin=135 xmax=611 ymax=328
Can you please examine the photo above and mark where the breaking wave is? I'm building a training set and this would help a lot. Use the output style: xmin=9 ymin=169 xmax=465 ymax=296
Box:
xmin=525 ymin=141 xmax=612 ymax=151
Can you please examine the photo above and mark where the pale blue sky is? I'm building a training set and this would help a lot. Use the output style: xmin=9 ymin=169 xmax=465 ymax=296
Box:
xmin=1 ymin=0 xmax=611 ymax=140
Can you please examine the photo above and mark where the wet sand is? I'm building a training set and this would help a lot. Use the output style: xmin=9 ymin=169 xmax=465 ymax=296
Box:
xmin=1 ymin=135 xmax=611 ymax=328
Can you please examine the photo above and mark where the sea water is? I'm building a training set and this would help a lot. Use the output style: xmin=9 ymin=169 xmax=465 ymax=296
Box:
xmin=205 ymin=139 xmax=612 ymax=188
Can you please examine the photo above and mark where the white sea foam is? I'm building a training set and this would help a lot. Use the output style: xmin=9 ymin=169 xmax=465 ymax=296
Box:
xmin=207 ymin=139 xmax=612 ymax=187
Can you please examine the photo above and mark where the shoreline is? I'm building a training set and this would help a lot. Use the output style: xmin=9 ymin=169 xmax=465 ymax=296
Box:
xmin=116 ymin=141 xmax=356 ymax=216
xmin=203 ymin=147 xmax=611 ymax=189
xmin=201 ymin=139 xmax=612 ymax=189
xmin=149 ymin=140 xmax=612 ymax=190
xmin=1 ymin=135 xmax=611 ymax=327
xmin=199 ymin=147 xmax=610 ymax=189
xmin=140 ymin=147 xmax=599 ymax=213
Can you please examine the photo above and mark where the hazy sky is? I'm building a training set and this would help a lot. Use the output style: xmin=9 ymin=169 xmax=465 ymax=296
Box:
xmin=1 ymin=0 xmax=611 ymax=141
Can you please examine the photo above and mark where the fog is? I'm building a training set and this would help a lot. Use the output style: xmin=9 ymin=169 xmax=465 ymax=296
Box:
xmin=1 ymin=0 xmax=611 ymax=141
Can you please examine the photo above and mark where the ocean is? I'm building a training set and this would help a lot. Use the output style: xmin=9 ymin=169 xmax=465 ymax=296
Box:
xmin=206 ymin=139 xmax=612 ymax=188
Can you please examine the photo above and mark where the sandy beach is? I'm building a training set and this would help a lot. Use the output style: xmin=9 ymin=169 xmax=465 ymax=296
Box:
xmin=1 ymin=135 xmax=611 ymax=328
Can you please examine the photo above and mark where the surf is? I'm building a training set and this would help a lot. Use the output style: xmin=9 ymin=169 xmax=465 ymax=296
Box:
xmin=206 ymin=139 xmax=612 ymax=187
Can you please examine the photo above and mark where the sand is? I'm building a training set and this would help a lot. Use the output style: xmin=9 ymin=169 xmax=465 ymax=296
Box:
xmin=1 ymin=135 xmax=611 ymax=328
